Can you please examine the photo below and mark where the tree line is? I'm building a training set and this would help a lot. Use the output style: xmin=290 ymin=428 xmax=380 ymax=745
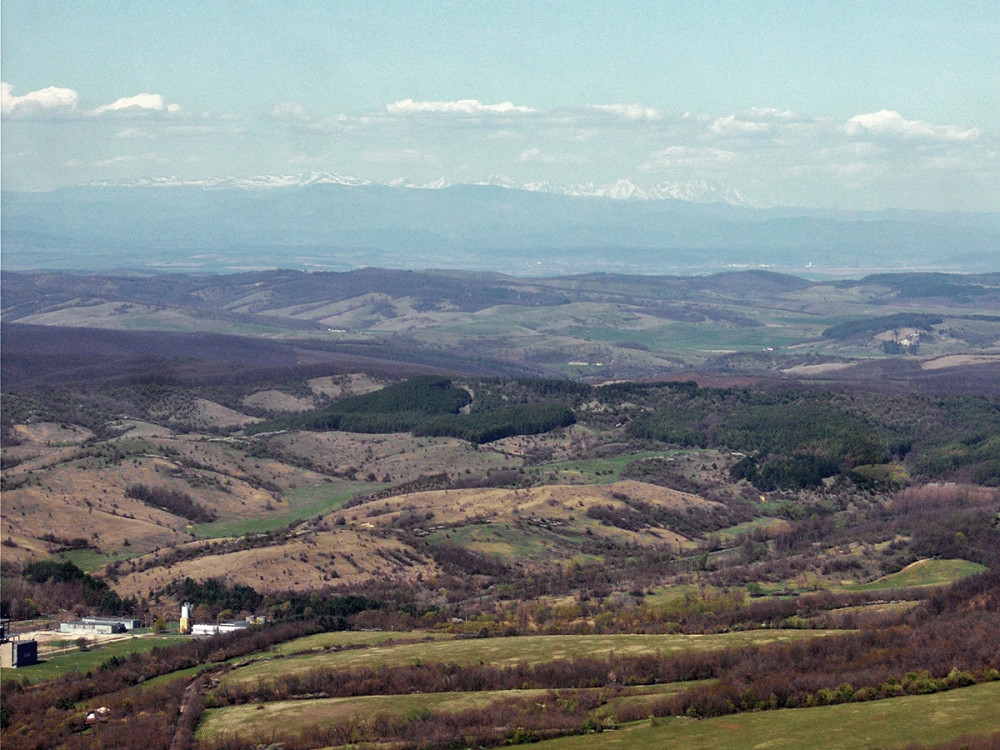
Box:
xmin=125 ymin=483 xmax=217 ymax=524
xmin=205 ymin=572 xmax=1000 ymax=750
xmin=1 ymin=560 xmax=131 ymax=620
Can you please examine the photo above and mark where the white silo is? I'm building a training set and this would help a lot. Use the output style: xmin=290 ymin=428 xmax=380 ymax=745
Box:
xmin=179 ymin=602 xmax=192 ymax=634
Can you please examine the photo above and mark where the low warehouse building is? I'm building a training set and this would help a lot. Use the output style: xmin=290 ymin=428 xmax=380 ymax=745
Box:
xmin=1 ymin=639 xmax=39 ymax=668
xmin=60 ymin=621 xmax=126 ymax=635
xmin=83 ymin=617 xmax=141 ymax=631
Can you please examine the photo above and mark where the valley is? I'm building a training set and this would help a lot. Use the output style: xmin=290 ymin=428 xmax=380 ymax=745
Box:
xmin=1 ymin=268 xmax=998 ymax=749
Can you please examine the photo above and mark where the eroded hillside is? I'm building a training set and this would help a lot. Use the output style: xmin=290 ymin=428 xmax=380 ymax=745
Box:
xmin=4 ymin=365 xmax=998 ymax=624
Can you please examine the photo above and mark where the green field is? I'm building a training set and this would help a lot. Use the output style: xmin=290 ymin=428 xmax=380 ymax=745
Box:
xmin=712 ymin=517 xmax=786 ymax=543
xmin=427 ymin=521 xmax=573 ymax=560
xmin=543 ymin=450 xmax=679 ymax=484
xmin=220 ymin=630 xmax=846 ymax=688
xmin=198 ymin=682 xmax=700 ymax=743
xmin=0 ymin=634 xmax=188 ymax=684
xmin=193 ymin=480 xmax=371 ymax=539
xmin=271 ymin=630 xmax=454 ymax=656
xmin=56 ymin=546 xmax=142 ymax=573
xmin=853 ymin=558 xmax=988 ymax=591
xmin=640 ymin=583 xmax=709 ymax=608
xmin=530 ymin=681 xmax=1000 ymax=750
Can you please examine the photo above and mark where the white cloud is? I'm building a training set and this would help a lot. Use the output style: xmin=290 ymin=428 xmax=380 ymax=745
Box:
xmin=706 ymin=109 xmax=814 ymax=137
xmin=167 ymin=124 xmax=244 ymax=135
xmin=648 ymin=146 xmax=738 ymax=167
xmin=116 ymin=127 xmax=152 ymax=139
xmin=93 ymin=152 xmax=162 ymax=167
xmin=710 ymin=114 xmax=773 ymax=135
xmin=386 ymin=98 xmax=536 ymax=115
xmin=4 ymin=91 xmax=996 ymax=210
xmin=745 ymin=107 xmax=799 ymax=120
xmin=270 ymin=101 xmax=308 ymax=120
xmin=588 ymin=103 xmax=660 ymax=120
xmin=486 ymin=129 xmax=522 ymax=140
xmin=89 ymin=93 xmax=180 ymax=116
xmin=843 ymin=110 xmax=980 ymax=141
xmin=517 ymin=147 xmax=587 ymax=165
xmin=1 ymin=82 xmax=78 ymax=116
xmin=257 ymin=101 xmax=994 ymax=209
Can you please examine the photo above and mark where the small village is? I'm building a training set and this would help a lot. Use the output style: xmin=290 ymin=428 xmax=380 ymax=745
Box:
xmin=1 ymin=604 xmax=263 ymax=671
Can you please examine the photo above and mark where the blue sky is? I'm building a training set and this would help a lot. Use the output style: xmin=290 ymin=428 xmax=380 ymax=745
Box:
xmin=3 ymin=1 xmax=998 ymax=209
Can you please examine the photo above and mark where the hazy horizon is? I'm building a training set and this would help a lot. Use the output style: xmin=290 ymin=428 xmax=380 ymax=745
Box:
xmin=3 ymin=2 xmax=999 ymax=212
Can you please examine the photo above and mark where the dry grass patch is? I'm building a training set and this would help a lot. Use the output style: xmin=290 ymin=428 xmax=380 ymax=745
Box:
xmin=921 ymin=353 xmax=1000 ymax=370
xmin=242 ymin=390 xmax=316 ymax=413
xmin=308 ymin=372 xmax=387 ymax=399
xmin=1 ymin=434 xmax=318 ymax=561
xmin=11 ymin=421 xmax=93 ymax=446
xmin=267 ymin=430 xmax=518 ymax=484
xmin=108 ymin=419 xmax=175 ymax=438
xmin=113 ymin=526 xmax=440 ymax=597
xmin=182 ymin=398 xmax=261 ymax=428
xmin=350 ymin=480 xmax=706 ymax=550
xmin=780 ymin=361 xmax=858 ymax=376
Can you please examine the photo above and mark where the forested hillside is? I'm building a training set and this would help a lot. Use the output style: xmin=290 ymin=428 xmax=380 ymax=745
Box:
xmin=2 ymin=270 xmax=999 ymax=749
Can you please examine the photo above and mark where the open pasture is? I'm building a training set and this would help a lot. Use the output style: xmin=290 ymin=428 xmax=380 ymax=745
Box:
xmin=193 ymin=479 xmax=369 ymax=539
xmin=852 ymin=558 xmax=988 ymax=591
xmin=220 ymin=629 xmax=845 ymax=688
xmin=197 ymin=682 xmax=697 ymax=744
xmin=530 ymin=681 xmax=1000 ymax=750
xmin=272 ymin=630 xmax=455 ymax=656
xmin=1 ymin=633 xmax=188 ymax=684
xmin=540 ymin=450 xmax=678 ymax=484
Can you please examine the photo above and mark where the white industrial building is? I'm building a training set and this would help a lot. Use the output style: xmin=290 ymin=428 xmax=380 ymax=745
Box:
xmin=178 ymin=603 xmax=262 ymax=636
xmin=190 ymin=621 xmax=252 ymax=636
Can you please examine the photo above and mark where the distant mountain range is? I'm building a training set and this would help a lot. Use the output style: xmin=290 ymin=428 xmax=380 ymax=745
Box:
xmin=81 ymin=172 xmax=760 ymax=206
xmin=2 ymin=176 xmax=998 ymax=275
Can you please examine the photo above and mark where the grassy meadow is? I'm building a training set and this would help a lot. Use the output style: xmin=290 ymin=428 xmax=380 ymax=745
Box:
xmin=218 ymin=630 xmax=845 ymax=689
xmin=1 ymin=633 xmax=188 ymax=684
xmin=851 ymin=559 xmax=989 ymax=591
xmin=197 ymin=682 xmax=701 ymax=744
xmin=531 ymin=681 xmax=1000 ymax=750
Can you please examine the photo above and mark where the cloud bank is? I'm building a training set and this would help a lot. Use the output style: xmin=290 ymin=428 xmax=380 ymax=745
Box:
xmin=89 ymin=93 xmax=181 ymax=116
xmin=386 ymin=98 xmax=536 ymax=115
xmin=2 ymin=85 xmax=996 ymax=210
xmin=843 ymin=110 xmax=981 ymax=141
xmin=1 ymin=83 xmax=180 ymax=118
xmin=2 ymin=83 xmax=78 ymax=116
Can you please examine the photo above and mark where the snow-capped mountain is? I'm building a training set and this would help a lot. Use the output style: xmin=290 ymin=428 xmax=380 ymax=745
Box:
xmin=521 ymin=178 xmax=760 ymax=206
xmin=8 ymin=173 xmax=998 ymax=275
xmin=84 ymin=172 xmax=760 ymax=206
xmin=389 ymin=176 xmax=454 ymax=190
xmin=475 ymin=174 xmax=523 ymax=190
xmin=85 ymin=172 xmax=374 ymax=190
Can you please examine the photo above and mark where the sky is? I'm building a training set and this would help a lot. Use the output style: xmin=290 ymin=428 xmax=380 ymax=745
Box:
xmin=2 ymin=1 xmax=999 ymax=210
